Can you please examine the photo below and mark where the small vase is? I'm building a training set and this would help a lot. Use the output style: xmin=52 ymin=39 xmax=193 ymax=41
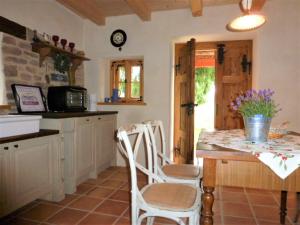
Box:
xmin=243 ymin=114 xmax=272 ymax=143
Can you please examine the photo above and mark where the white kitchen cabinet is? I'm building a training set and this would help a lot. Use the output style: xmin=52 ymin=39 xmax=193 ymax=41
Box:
xmin=0 ymin=134 xmax=63 ymax=217
xmin=94 ymin=115 xmax=116 ymax=173
xmin=0 ymin=145 xmax=10 ymax=217
xmin=10 ymin=137 xmax=53 ymax=209
xmin=75 ymin=117 xmax=95 ymax=183
xmin=40 ymin=113 xmax=117 ymax=194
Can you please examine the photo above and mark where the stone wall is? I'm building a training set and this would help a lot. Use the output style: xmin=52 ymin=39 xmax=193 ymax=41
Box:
xmin=1 ymin=33 xmax=84 ymax=110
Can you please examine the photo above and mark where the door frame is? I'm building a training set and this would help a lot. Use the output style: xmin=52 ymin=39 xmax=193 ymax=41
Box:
xmin=171 ymin=39 xmax=254 ymax=163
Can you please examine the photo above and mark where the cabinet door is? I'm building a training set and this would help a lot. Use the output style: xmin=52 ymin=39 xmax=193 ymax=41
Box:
xmin=95 ymin=115 xmax=116 ymax=172
xmin=75 ymin=117 xmax=95 ymax=180
xmin=11 ymin=137 xmax=53 ymax=209
xmin=0 ymin=145 xmax=10 ymax=217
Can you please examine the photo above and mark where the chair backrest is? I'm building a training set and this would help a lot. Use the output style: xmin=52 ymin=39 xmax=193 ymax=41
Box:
xmin=116 ymin=124 xmax=163 ymax=196
xmin=144 ymin=120 xmax=171 ymax=166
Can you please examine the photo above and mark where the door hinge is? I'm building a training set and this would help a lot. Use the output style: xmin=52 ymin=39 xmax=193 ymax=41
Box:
xmin=241 ymin=54 xmax=252 ymax=74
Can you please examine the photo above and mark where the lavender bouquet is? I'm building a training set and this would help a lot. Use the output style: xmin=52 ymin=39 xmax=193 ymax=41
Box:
xmin=230 ymin=89 xmax=278 ymax=118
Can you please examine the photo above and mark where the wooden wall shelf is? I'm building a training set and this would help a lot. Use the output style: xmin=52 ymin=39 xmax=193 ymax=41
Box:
xmin=31 ymin=42 xmax=90 ymax=85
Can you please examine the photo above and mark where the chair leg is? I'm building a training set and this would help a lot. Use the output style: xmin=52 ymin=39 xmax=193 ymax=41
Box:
xmin=131 ymin=205 xmax=139 ymax=225
xmin=146 ymin=217 xmax=154 ymax=225
xmin=189 ymin=214 xmax=195 ymax=225
xmin=294 ymin=192 xmax=300 ymax=223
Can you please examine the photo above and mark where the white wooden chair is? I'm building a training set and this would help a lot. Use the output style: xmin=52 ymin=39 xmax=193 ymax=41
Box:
xmin=116 ymin=123 xmax=201 ymax=225
xmin=144 ymin=120 xmax=202 ymax=187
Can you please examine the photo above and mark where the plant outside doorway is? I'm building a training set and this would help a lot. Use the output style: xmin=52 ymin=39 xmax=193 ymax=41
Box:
xmin=194 ymin=50 xmax=216 ymax=150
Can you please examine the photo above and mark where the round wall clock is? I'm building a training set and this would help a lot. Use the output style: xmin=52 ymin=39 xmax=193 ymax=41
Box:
xmin=110 ymin=29 xmax=127 ymax=51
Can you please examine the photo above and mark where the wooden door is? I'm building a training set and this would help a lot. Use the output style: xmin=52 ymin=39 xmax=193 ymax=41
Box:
xmin=215 ymin=40 xmax=252 ymax=130
xmin=174 ymin=39 xmax=196 ymax=164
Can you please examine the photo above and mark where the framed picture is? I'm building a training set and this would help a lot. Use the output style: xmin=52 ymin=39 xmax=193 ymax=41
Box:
xmin=11 ymin=84 xmax=47 ymax=113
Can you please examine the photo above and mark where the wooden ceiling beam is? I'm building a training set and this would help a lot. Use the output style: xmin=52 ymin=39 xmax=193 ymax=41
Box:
xmin=125 ymin=0 xmax=151 ymax=21
xmin=189 ymin=0 xmax=203 ymax=17
xmin=56 ymin=0 xmax=105 ymax=25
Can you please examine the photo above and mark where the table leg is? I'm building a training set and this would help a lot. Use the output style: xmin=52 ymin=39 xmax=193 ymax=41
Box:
xmin=200 ymin=186 xmax=214 ymax=225
xmin=280 ymin=190 xmax=287 ymax=224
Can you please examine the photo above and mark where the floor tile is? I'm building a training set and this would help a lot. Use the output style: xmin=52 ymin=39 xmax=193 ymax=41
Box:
xmin=115 ymin=217 xmax=130 ymax=225
xmin=75 ymin=183 xmax=96 ymax=195
xmin=87 ymin=187 xmax=115 ymax=199
xmin=223 ymin=215 xmax=256 ymax=225
xmin=68 ymin=196 xmax=103 ymax=211
xmin=245 ymin=188 xmax=273 ymax=196
xmin=2 ymin=218 xmax=40 ymax=225
xmin=222 ymin=202 xmax=253 ymax=218
xmin=109 ymin=190 xmax=130 ymax=202
xmin=258 ymin=219 xmax=294 ymax=225
xmin=20 ymin=203 xmax=62 ymax=222
xmin=248 ymin=194 xmax=278 ymax=206
xmin=222 ymin=186 xmax=244 ymax=193
xmin=46 ymin=194 xmax=79 ymax=206
xmin=98 ymin=179 xmax=124 ymax=189
xmin=222 ymin=191 xmax=248 ymax=203
xmin=252 ymin=205 xmax=280 ymax=221
xmin=47 ymin=208 xmax=87 ymax=225
xmin=94 ymin=199 xmax=129 ymax=216
xmin=110 ymin=172 xmax=130 ymax=181
xmin=78 ymin=213 xmax=118 ymax=225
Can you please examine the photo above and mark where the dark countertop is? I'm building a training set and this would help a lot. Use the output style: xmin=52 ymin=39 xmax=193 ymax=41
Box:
xmin=11 ymin=111 xmax=118 ymax=119
xmin=0 ymin=129 xmax=59 ymax=144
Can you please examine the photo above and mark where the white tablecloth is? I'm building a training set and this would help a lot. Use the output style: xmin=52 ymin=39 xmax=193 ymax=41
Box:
xmin=199 ymin=129 xmax=300 ymax=179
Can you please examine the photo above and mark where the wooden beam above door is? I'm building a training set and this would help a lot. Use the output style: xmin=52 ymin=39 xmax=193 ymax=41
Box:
xmin=189 ymin=0 xmax=203 ymax=17
xmin=56 ymin=0 xmax=105 ymax=25
xmin=124 ymin=0 xmax=151 ymax=21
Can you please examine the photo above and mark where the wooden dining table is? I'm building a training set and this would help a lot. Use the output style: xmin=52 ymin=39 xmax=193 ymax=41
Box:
xmin=196 ymin=139 xmax=300 ymax=225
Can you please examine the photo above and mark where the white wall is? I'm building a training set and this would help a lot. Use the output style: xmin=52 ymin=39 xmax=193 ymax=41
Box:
xmin=0 ymin=0 xmax=85 ymax=49
xmin=84 ymin=0 xmax=300 ymax=165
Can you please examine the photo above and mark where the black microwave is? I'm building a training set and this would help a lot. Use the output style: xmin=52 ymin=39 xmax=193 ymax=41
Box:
xmin=47 ymin=86 xmax=88 ymax=112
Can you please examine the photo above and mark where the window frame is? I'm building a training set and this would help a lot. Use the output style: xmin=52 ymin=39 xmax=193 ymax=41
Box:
xmin=110 ymin=59 xmax=144 ymax=103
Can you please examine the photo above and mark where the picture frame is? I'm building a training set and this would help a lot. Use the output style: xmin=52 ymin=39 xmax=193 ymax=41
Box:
xmin=11 ymin=84 xmax=47 ymax=113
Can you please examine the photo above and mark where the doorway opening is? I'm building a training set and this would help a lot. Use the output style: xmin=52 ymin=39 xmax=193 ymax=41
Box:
xmin=194 ymin=49 xmax=216 ymax=149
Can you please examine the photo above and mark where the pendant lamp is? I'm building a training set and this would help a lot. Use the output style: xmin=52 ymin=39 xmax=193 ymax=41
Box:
xmin=226 ymin=0 xmax=266 ymax=32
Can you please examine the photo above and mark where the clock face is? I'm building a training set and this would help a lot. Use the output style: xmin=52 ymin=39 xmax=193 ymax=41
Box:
xmin=113 ymin=33 xmax=124 ymax=44
xmin=110 ymin=29 xmax=127 ymax=48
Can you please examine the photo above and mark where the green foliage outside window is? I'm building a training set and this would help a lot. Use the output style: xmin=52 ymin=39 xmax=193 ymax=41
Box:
xmin=195 ymin=68 xmax=215 ymax=105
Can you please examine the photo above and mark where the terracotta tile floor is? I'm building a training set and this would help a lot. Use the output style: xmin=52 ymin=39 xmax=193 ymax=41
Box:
xmin=0 ymin=166 xmax=300 ymax=225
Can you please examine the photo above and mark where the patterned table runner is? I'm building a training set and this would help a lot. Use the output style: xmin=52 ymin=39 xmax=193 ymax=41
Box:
xmin=199 ymin=129 xmax=300 ymax=179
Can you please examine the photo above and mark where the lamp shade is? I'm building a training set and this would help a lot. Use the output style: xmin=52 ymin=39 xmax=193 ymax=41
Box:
xmin=226 ymin=14 xmax=266 ymax=32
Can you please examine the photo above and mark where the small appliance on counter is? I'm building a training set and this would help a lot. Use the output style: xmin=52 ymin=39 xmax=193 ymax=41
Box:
xmin=47 ymin=86 xmax=88 ymax=112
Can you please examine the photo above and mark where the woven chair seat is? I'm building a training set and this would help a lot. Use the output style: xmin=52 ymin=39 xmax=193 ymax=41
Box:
xmin=162 ymin=164 xmax=200 ymax=180
xmin=142 ymin=183 xmax=197 ymax=211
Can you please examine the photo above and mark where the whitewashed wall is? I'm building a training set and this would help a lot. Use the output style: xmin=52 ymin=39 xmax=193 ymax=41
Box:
xmin=0 ymin=0 xmax=85 ymax=49
xmin=83 ymin=0 xmax=300 ymax=165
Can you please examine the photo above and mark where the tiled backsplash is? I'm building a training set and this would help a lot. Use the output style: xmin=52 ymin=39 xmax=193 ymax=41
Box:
xmin=1 ymin=33 xmax=84 ymax=110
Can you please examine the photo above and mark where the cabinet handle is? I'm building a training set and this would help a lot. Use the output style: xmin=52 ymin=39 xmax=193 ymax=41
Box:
xmin=14 ymin=144 xmax=19 ymax=148
xmin=4 ymin=146 xmax=9 ymax=150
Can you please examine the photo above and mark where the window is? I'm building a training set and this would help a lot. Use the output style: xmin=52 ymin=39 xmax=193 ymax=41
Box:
xmin=110 ymin=59 xmax=144 ymax=103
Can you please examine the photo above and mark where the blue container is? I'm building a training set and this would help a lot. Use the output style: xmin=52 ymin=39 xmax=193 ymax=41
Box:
xmin=243 ymin=114 xmax=271 ymax=143
xmin=111 ymin=89 xmax=119 ymax=102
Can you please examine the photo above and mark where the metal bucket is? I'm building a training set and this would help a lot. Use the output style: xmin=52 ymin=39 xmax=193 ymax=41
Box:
xmin=243 ymin=114 xmax=271 ymax=143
